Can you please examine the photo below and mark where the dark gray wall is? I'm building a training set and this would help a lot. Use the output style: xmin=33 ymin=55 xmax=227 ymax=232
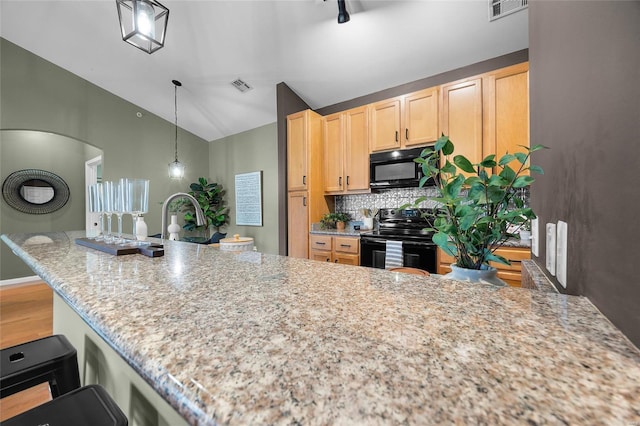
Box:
xmin=529 ymin=1 xmax=640 ymax=346
xmin=316 ymin=50 xmax=528 ymax=116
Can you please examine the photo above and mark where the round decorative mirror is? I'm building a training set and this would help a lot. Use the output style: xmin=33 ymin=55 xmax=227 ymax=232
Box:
xmin=2 ymin=169 xmax=70 ymax=214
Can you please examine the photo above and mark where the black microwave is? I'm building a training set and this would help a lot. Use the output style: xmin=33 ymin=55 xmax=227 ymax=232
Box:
xmin=369 ymin=146 xmax=436 ymax=190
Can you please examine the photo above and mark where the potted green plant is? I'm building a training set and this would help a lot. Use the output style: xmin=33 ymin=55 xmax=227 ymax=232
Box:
xmin=410 ymin=134 xmax=545 ymax=285
xmin=178 ymin=177 xmax=228 ymax=242
xmin=320 ymin=212 xmax=352 ymax=231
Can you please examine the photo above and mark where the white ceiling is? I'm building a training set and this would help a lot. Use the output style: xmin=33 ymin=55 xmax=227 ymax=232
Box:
xmin=0 ymin=0 xmax=528 ymax=142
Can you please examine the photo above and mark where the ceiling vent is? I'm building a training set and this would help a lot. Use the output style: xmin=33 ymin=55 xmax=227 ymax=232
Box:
xmin=489 ymin=0 xmax=528 ymax=21
xmin=231 ymin=78 xmax=253 ymax=93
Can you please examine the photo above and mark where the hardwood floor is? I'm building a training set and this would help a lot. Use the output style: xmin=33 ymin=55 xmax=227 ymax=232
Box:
xmin=0 ymin=281 xmax=54 ymax=421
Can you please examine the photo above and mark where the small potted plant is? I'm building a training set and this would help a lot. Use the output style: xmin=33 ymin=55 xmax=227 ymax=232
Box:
xmin=410 ymin=134 xmax=546 ymax=286
xmin=320 ymin=212 xmax=352 ymax=231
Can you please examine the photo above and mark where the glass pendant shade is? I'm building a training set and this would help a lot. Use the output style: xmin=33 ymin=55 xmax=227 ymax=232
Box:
xmin=116 ymin=0 xmax=169 ymax=54
xmin=168 ymin=79 xmax=184 ymax=179
xmin=168 ymin=160 xmax=185 ymax=179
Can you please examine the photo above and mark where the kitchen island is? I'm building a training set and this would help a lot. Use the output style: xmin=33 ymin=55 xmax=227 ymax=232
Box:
xmin=2 ymin=231 xmax=639 ymax=425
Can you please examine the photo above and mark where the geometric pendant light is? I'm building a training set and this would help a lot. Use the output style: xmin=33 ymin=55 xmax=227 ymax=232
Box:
xmin=168 ymin=80 xmax=185 ymax=179
xmin=116 ymin=0 xmax=169 ymax=54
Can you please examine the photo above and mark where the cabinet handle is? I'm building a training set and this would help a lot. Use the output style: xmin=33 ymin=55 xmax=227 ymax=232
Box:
xmin=334 ymin=259 xmax=339 ymax=263
xmin=303 ymin=196 xmax=307 ymax=207
xmin=316 ymin=242 xmax=326 ymax=245
xmin=326 ymin=258 xmax=331 ymax=262
xmin=302 ymin=175 xmax=306 ymax=185
xmin=406 ymin=128 xmax=409 ymax=140
xmin=340 ymin=244 xmax=351 ymax=248
xmin=346 ymin=176 xmax=350 ymax=186
xmin=395 ymin=131 xmax=399 ymax=143
xmin=339 ymin=176 xmax=342 ymax=186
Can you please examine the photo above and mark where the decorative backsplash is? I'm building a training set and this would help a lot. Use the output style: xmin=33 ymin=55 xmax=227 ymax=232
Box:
xmin=335 ymin=187 xmax=440 ymax=221
xmin=336 ymin=187 xmax=530 ymax=221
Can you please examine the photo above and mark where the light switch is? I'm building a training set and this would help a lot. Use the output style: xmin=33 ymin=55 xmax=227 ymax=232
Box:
xmin=531 ymin=218 xmax=539 ymax=257
xmin=557 ymin=221 xmax=568 ymax=288
xmin=546 ymin=223 xmax=556 ymax=276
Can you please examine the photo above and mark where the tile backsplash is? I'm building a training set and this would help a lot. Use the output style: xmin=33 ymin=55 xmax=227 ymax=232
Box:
xmin=335 ymin=187 xmax=440 ymax=221
xmin=335 ymin=187 xmax=530 ymax=221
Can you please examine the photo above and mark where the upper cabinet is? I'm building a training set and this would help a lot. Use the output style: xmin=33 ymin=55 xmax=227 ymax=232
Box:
xmin=369 ymin=87 xmax=439 ymax=152
xmin=482 ymin=62 xmax=530 ymax=173
xmin=440 ymin=78 xmax=484 ymax=168
xmin=403 ymin=87 xmax=439 ymax=147
xmin=323 ymin=106 xmax=369 ymax=194
xmin=287 ymin=110 xmax=323 ymax=191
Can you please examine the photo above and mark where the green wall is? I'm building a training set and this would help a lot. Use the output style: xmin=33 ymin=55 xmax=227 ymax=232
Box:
xmin=0 ymin=38 xmax=210 ymax=279
xmin=209 ymin=123 xmax=279 ymax=255
xmin=1 ymin=131 xmax=103 ymax=278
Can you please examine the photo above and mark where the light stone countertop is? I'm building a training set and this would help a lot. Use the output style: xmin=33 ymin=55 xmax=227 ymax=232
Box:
xmin=2 ymin=231 xmax=639 ymax=425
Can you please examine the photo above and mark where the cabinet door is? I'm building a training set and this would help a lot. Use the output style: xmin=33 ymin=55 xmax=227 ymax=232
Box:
xmin=404 ymin=87 xmax=439 ymax=147
xmin=287 ymin=191 xmax=309 ymax=258
xmin=323 ymin=113 xmax=344 ymax=193
xmin=310 ymin=249 xmax=332 ymax=262
xmin=287 ymin=111 xmax=308 ymax=191
xmin=334 ymin=236 xmax=359 ymax=255
xmin=484 ymin=63 xmax=529 ymax=174
xmin=369 ymin=98 xmax=401 ymax=152
xmin=441 ymin=79 xmax=483 ymax=171
xmin=344 ymin=106 xmax=369 ymax=192
xmin=334 ymin=253 xmax=360 ymax=266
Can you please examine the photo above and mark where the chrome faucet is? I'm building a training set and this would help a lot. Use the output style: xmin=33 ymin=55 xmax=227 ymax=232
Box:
xmin=161 ymin=193 xmax=206 ymax=240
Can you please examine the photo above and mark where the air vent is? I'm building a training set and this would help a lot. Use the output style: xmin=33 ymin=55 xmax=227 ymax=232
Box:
xmin=489 ymin=0 xmax=527 ymax=21
xmin=231 ymin=78 xmax=253 ymax=93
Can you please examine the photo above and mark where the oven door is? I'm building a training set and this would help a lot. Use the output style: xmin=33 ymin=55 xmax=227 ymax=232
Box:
xmin=360 ymin=236 xmax=437 ymax=273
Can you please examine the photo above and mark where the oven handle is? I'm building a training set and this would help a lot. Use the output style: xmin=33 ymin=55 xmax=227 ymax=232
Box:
xmin=361 ymin=237 xmax=436 ymax=248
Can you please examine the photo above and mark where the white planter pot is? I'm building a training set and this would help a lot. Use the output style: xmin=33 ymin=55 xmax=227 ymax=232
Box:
xmin=444 ymin=264 xmax=507 ymax=287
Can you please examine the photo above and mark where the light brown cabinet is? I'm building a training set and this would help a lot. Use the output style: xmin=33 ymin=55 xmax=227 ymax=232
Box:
xmin=369 ymin=87 xmax=439 ymax=152
xmin=482 ymin=62 xmax=529 ymax=173
xmin=323 ymin=106 xmax=369 ymax=194
xmin=309 ymin=234 xmax=360 ymax=265
xmin=439 ymin=62 xmax=530 ymax=174
xmin=288 ymin=191 xmax=310 ymax=259
xmin=287 ymin=110 xmax=333 ymax=258
xmin=438 ymin=247 xmax=531 ymax=287
xmin=440 ymin=78 xmax=484 ymax=169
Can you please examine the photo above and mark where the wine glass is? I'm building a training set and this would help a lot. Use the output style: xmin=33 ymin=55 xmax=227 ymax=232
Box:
xmin=114 ymin=181 xmax=127 ymax=244
xmin=129 ymin=179 xmax=149 ymax=239
xmin=102 ymin=181 xmax=115 ymax=243
xmin=87 ymin=183 xmax=104 ymax=240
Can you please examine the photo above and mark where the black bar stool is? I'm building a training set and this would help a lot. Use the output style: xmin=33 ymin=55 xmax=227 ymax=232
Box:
xmin=3 ymin=384 xmax=127 ymax=426
xmin=1 ymin=334 xmax=80 ymax=398
xmin=1 ymin=334 xmax=127 ymax=425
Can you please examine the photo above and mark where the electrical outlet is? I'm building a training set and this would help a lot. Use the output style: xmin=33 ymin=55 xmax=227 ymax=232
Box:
xmin=546 ymin=223 xmax=556 ymax=276
xmin=531 ymin=218 xmax=539 ymax=257
xmin=557 ymin=221 xmax=568 ymax=288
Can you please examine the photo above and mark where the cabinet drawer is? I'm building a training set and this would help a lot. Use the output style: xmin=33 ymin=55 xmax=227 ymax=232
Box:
xmin=334 ymin=237 xmax=359 ymax=254
xmin=309 ymin=235 xmax=333 ymax=251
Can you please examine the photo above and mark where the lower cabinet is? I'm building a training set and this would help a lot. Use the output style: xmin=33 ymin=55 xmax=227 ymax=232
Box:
xmin=438 ymin=246 xmax=531 ymax=287
xmin=309 ymin=234 xmax=360 ymax=265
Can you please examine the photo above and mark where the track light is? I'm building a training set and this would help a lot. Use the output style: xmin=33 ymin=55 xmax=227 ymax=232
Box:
xmin=337 ymin=0 xmax=350 ymax=24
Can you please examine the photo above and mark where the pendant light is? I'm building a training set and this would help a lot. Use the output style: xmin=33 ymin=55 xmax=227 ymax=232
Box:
xmin=168 ymin=80 xmax=185 ymax=179
xmin=116 ymin=0 xmax=169 ymax=54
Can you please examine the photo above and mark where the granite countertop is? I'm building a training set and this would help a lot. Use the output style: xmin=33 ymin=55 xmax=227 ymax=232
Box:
xmin=2 ymin=231 xmax=639 ymax=425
